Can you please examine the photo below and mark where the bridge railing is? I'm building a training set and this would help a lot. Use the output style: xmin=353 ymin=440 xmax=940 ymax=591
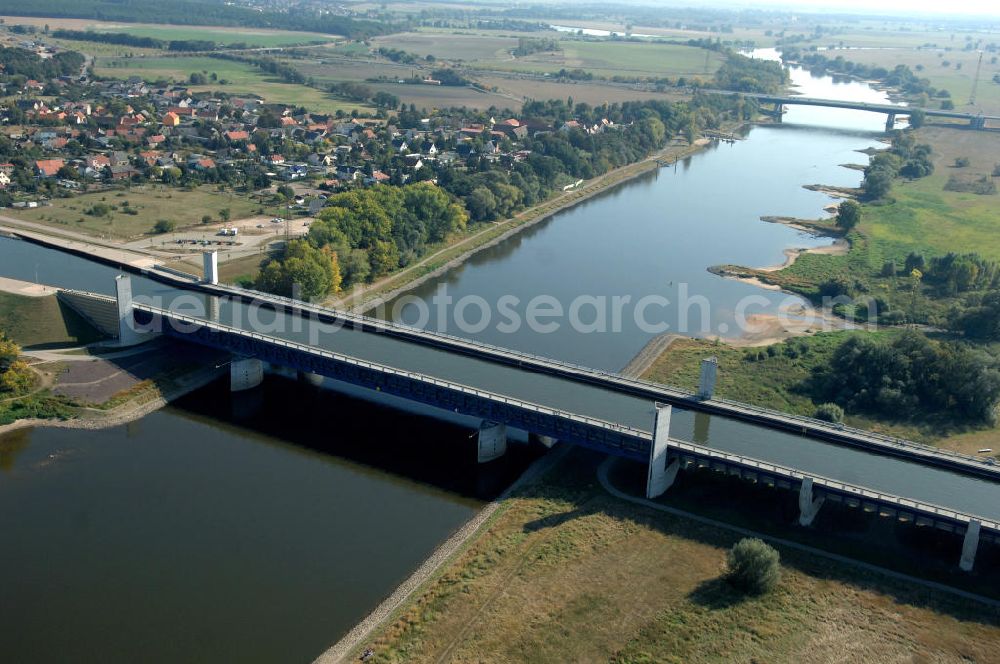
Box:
xmin=668 ymin=439 xmax=1000 ymax=531
xmin=188 ymin=281 xmax=1000 ymax=475
xmin=141 ymin=302 xmax=1000 ymax=532
xmin=140 ymin=304 xmax=651 ymax=442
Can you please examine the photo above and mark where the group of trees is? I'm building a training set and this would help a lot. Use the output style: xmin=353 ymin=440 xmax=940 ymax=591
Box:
xmin=255 ymin=239 xmax=341 ymax=300
xmin=0 ymin=333 xmax=32 ymax=395
xmin=257 ymin=182 xmax=468 ymax=298
xmin=714 ymin=53 xmax=788 ymax=94
xmin=513 ymin=37 xmax=560 ymax=57
xmin=812 ymin=331 xmax=1000 ymax=424
xmin=52 ymin=30 xmax=225 ymax=52
xmin=951 ymin=291 xmax=1000 ymax=341
xmin=785 ymin=51 xmax=944 ymax=103
xmin=0 ymin=45 xmax=84 ymax=80
xmin=862 ymin=132 xmax=934 ymax=200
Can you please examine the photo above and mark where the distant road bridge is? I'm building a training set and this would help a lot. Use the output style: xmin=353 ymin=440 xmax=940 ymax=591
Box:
xmin=703 ymin=89 xmax=999 ymax=131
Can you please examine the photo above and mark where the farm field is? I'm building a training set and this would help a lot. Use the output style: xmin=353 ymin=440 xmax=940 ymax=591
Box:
xmin=6 ymin=186 xmax=261 ymax=239
xmin=94 ymin=55 xmax=370 ymax=114
xmin=473 ymin=39 xmax=723 ymax=79
xmin=478 ymin=74 xmax=686 ymax=106
xmin=287 ymin=56 xmax=518 ymax=110
xmin=371 ymin=31 xmax=518 ymax=61
xmin=0 ymin=16 xmax=339 ymax=47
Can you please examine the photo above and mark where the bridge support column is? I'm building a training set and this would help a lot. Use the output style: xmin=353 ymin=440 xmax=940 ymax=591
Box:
xmin=960 ymin=519 xmax=981 ymax=572
xmin=203 ymin=251 xmax=219 ymax=285
xmin=698 ymin=357 xmax=718 ymax=400
xmin=529 ymin=432 xmax=557 ymax=449
xmin=114 ymin=274 xmax=152 ymax=347
xmin=477 ymin=420 xmax=507 ymax=463
xmin=646 ymin=405 xmax=679 ymax=499
xmin=885 ymin=113 xmax=896 ymax=132
xmin=230 ymin=356 xmax=264 ymax=392
xmin=798 ymin=477 xmax=825 ymax=526
xmin=971 ymin=116 xmax=986 ymax=130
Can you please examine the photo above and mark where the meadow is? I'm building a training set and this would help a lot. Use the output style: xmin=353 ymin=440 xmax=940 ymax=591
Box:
xmin=8 ymin=186 xmax=261 ymax=239
xmin=94 ymin=55 xmax=370 ymax=113
xmin=360 ymin=449 xmax=1000 ymax=662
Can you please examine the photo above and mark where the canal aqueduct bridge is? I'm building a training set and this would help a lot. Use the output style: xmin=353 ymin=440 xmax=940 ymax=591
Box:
xmin=30 ymin=240 xmax=1000 ymax=573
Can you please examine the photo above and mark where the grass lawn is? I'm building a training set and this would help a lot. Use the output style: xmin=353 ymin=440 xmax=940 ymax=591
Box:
xmin=862 ymin=127 xmax=1000 ymax=262
xmin=0 ymin=292 xmax=102 ymax=348
xmin=7 ymin=186 xmax=262 ymax=239
xmin=361 ymin=449 xmax=1000 ymax=662
xmin=94 ymin=56 xmax=370 ymax=114
xmin=473 ymin=39 xmax=723 ymax=80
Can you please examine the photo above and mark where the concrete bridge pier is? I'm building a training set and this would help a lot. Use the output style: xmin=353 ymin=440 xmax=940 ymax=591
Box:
xmin=698 ymin=357 xmax=718 ymax=400
xmin=971 ymin=116 xmax=986 ymax=130
xmin=203 ymin=251 xmax=219 ymax=285
xmin=646 ymin=405 xmax=679 ymax=499
xmin=798 ymin=477 xmax=825 ymax=526
xmin=529 ymin=432 xmax=558 ymax=449
xmin=477 ymin=420 xmax=508 ymax=463
xmin=230 ymin=356 xmax=264 ymax=392
xmin=885 ymin=113 xmax=897 ymax=132
xmin=114 ymin=274 xmax=156 ymax=347
xmin=960 ymin=519 xmax=981 ymax=572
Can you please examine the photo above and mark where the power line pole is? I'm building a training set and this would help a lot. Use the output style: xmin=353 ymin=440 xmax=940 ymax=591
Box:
xmin=969 ymin=51 xmax=984 ymax=106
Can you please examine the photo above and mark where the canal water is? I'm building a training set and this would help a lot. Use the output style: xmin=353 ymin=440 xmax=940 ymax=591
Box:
xmin=0 ymin=53 xmax=914 ymax=662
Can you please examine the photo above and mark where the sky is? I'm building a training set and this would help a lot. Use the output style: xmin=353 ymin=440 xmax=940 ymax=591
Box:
xmin=722 ymin=0 xmax=1000 ymax=17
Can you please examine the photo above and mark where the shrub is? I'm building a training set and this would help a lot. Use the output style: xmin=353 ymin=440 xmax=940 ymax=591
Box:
xmin=725 ymin=538 xmax=780 ymax=595
xmin=153 ymin=219 xmax=176 ymax=234
xmin=814 ymin=402 xmax=845 ymax=423
xmin=955 ymin=156 xmax=971 ymax=168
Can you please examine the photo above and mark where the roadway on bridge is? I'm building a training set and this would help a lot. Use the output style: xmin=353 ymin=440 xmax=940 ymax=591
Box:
xmin=4 ymin=235 xmax=1000 ymax=523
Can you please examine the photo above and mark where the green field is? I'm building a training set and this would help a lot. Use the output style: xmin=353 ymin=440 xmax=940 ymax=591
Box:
xmin=371 ymin=31 xmax=517 ymax=61
xmin=8 ymin=186 xmax=262 ymax=239
xmin=92 ymin=24 xmax=338 ymax=48
xmin=0 ymin=292 xmax=101 ymax=348
xmin=94 ymin=55 xmax=370 ymax=113
xmin=863 ymin=126 xmax=1000 ymax=262
xmin=473 ymin=39 xmax=722 ymax=79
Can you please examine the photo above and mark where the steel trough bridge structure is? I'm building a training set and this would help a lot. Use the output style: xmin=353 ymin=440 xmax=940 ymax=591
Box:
xmin=4 ymin=233 xmax=1000 ymax=572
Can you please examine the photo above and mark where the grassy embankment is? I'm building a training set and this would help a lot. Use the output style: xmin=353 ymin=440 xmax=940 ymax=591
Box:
xmin=355 ymin=449 xmax=1000 ymax=662
xmin=0 ymin=292 xmax=99 ymax=425
xmin=6 ymin=186 xmax=261 ymax=239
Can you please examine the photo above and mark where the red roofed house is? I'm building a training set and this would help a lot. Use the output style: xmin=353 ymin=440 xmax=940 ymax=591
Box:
xmin=225 ymin=130 xmax=250 ymax=141
xmin=162 ymin=112 xmax=181 ymax=128
xmin=35 ymin=159 xmax=65 ymax=178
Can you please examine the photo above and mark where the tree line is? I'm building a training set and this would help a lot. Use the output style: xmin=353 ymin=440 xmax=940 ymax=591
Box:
xmin=0 ymin=0 xmax=392 ymax=40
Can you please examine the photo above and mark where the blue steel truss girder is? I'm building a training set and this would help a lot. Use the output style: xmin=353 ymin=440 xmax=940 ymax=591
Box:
xmin=159 ymin=318 xmax=650 ymax=461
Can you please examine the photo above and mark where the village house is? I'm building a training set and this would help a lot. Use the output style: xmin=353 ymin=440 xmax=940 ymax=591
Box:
xmin=34 ymin=159 xmax=65 ymax=178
